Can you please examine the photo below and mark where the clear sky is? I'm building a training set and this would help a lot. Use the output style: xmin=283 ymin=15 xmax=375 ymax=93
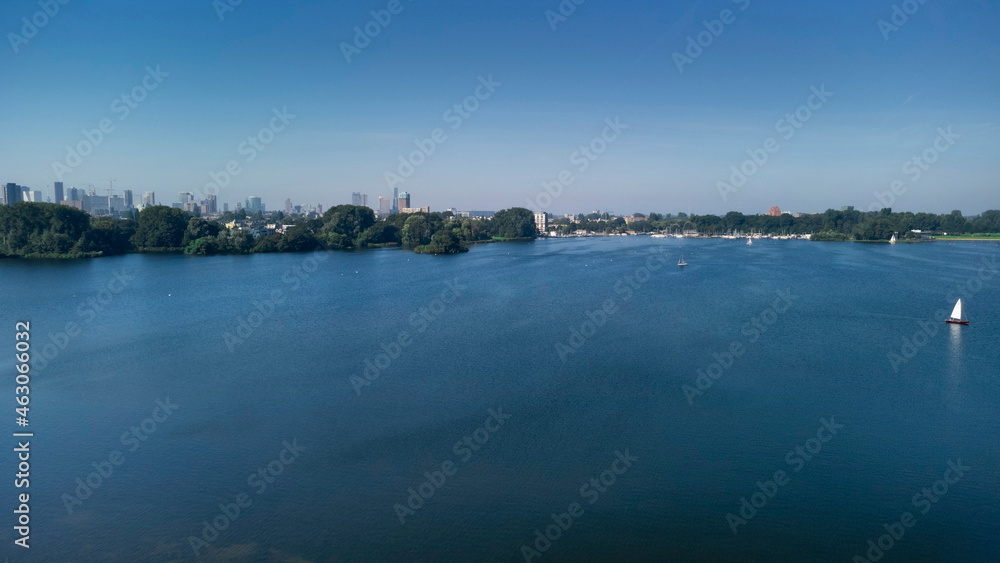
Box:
xmin=2 ymin=0 xmax=998 ymax=215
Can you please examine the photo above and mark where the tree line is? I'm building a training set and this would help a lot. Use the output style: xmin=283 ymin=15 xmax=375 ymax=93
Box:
xmin=0 ymin=203 xmax=537 ymax=258
xmin=554 ymin=208 xmax=1000 ymax=241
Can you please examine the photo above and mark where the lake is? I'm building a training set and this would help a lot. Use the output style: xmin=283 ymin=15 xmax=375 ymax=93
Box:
xmin=2 ymin=237 xmax=999 ymax=561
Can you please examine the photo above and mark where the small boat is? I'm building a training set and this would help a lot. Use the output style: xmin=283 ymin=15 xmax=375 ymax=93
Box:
xmin=678 ymin=254 xmax=687 ymax=267
xmin=890 ymin=233 xmax=897 ymax=244
xmin=746 ymin=236 xmax=753 ymax=246
xmin=945 ymin=299 xmax=969 ymax=325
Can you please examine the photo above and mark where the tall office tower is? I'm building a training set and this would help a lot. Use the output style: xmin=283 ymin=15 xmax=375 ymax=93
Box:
xmin=317 ymin=204 xmax=323 ymax=215
xmin=285 ymin=198 xmax=293 ymax=214
xmin=67 ymin=187 xmax=79 ymax=201
xmin=142 ymin=191 xmax=156 ymax=207
xmin=224 ymin=203 xmax=229 ymax=212
xmin=54 ymin=182 xmax=64 ymax=204
xmin=392 ymin=188 xmax=399 ymax=214
xmin=361 ymin=194 xmax=368 ymax=207
xmin=205 ymin=194 xmax=217 ymax=214
xmin=246 ymin=196 xmax=263 ymax=212
xmin=3 ymin=183 xmax=23 ymax=205
xmin=399 ymin=191 xmax=411 ymax=209
xmin=352 ymin=192 xmax=363 ymax=206
xmin=23 ymin=189 xmax=43 ymax=202
xmin=179 ymin=192 xmax=194 ymax=204
xmin=378 ymin=196 xmax=391 ymax=217
xmin=123 ymin=190 xmax=133 ymax=207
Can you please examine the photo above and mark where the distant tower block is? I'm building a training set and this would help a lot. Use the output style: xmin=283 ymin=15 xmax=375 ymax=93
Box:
xmin=768 ymin=206 xmax=781 ymax=217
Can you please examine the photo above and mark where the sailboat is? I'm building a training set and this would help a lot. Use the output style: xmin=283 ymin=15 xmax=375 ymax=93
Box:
xmin=746 ymin=235 xmax=753 ymax=246
xmin=677 ymin=253 xmax=687 ymax=267
xmin=890 ymin=233 xmax=897 ymax=244
xmin=945 ymin=299 xmax=969 ymax=325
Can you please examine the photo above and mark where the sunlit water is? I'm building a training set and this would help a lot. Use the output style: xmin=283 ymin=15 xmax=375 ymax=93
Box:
xmin=2 ymin=237 xmax=998 ymax=561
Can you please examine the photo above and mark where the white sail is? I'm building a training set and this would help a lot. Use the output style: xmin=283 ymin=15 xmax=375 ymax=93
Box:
xmin=950 ymin=299 xmax=963 ymax=320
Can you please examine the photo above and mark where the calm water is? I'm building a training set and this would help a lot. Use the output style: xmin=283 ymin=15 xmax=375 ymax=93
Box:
xmin=2 ymin=237 xmax=999 ymax=562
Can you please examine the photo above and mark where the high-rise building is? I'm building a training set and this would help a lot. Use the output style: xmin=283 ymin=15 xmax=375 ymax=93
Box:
xmin=392 ymin=188 xmax=399 ymax=214
xmin=179 ymin=192 xmax=194 ymax=204
xmin=2 ymin=183 xmax=21 ymax=205
xmin=317 ymin=204 xmax=323 ymax=215
xmin=399 ymin=191 xmax=411 ymax=209
xmin=23 ymin=189 xmax=43 ymax=202
xmin=246 ymin=196 xmax=263 ymax=213
xmin=54 ymin=182 xmax=64 ymax=205
xmin=202 ymin=194 xmax=217 ymax=214
xmin=285 ymin=198 xmax=293 ymax=214
xmin=352 ymin=192 xmax=363 ymax=206
xmin=223 ymin=203 xmax=229 ymax=212
xmin=68 ymin=187 xmax=82 ymax=201
xmin=534 ymin=212 xmax=548 ymax=234
xmin=378 ymin=196 xmax=391 ymax=217
xmin=124 ymin=190 xmax=133 ymax=208
xmin=142 ymin=191 xmax=156 ymax=207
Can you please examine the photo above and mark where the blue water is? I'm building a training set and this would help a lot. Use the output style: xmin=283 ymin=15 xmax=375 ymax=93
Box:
xmin=1 ymin=237 xmax=998 ymax=562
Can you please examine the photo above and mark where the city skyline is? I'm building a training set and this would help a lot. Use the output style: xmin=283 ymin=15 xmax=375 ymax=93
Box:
xmin=1 ymin=1 xmax=997 ymax=216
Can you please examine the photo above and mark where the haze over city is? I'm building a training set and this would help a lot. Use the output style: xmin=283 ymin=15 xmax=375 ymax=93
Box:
xmin=2 ymin=0 xmax=998 ymax=215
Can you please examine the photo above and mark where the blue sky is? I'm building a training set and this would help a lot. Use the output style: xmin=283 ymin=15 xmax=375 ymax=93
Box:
xmin=1 ymin=0 xmax=998 ymax=215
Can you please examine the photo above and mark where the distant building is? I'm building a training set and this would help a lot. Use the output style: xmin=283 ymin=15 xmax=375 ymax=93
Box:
xmin=378 ymin=196 xmax=391 ymax=217
xmin=400 ymin=207 xmax=430 ymax=214
xmin=179 ymin=192 xmax=194 ymax=204
xmin=317 ymin=204 xmax=323 ymax=215
xmin=768 ymin=206 xmax=781 ymax=217
xmin=124 ymin=190 xmax=133 ymax=208
xmin=392 ymin=188 xmax=399 ymax=214
xmin=399 ymin=191 xmax=411 ymax=209
xmin=23 ymin=189 xmax=43 ymax=202
xmin=285 ymin=198 xmax=293 ymax=214
xmin=624 ymin=216 xmax=647 ymax=224
xmin=245 ymin=196 xmax=263 ymax=213
xmin=223 ymin=202 xmax=229 ymax=212
xmin=142 ymin=191 xmax=156 ymax=207
xmin=54 ymin=182 xmax=64 ymax=205
xmin=535 ymin=212 xmax=548 ymax=233
xmin=2 ymin=183 xmax=22 ymax=205
xmin=841 ymin=206 xmax=855 ymax=212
